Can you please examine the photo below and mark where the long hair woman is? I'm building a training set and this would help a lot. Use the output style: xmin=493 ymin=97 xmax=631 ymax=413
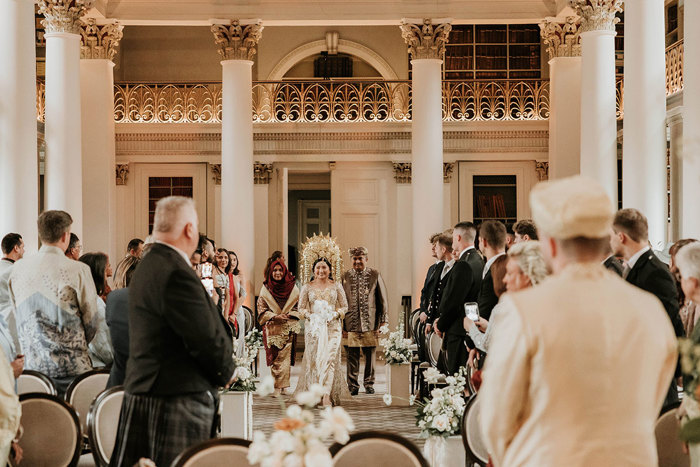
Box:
xmin=79 ymin=252 xmax=115 ymax=368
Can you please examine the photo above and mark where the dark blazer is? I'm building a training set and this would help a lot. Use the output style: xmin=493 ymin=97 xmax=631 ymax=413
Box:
xmin=125 ymin=243 xmax=235 ymax=395
xmin=427 ymin=262 xmax=448 ymax=324
xmin=436 ymin=248 xmax=483 ymax=336
xmin=105 ymin=288 xmax=129 ymax=388
xmin=478 ymin=255 xmax=504 ymax=322
xmin=603 ymin=255 xmax=625 ymax=277
xmin=419 ymin=262 xmax=440 ymax=315
xmin=626 ymin=250 xmax=684 ymax=338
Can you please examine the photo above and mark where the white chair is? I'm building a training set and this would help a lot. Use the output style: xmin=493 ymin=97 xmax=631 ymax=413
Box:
xmin=17 ymin=369 xmax=57 ymax=396
xmin=87 ymin=386 xmax=125 ymax=467
xmin=242 ymin=306 xmax=255 ymax=334
xmin=462 ymin=395 xmax=489 ymax=466
xmin=171 ymin=438 xmax=252 ymax=467
xmin=65 ymin=369 xmax=111 ymax=439
xmin=427 ymin=332 xmax=443 ymax=367
xmin=330 ymin=431 xmax=428 ymax=467
xmin=19 ymin=393 xmax=82 ymax=467
xmin=655 ymin=405 xmax=690 ymax=467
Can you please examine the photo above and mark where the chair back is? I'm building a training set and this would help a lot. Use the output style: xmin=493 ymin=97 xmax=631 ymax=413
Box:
xmin=462 ymin=395 xmax=489 ymax=466
xmin=87 ymin=386 xmax=125 ymax=467
xmin=330 ymin=431 xmax=428 ymax=467
xmin=242 ymin=306 xmax=254 ymax=334
xmin=410 ymin=308 xmax=421 ymax=340
xmin=17 ymin=369 xmax=57 ymax=396
xmin=19 ymin=393 xmax=82 ymax=467
xmin=65 ymin=369 xmax=111 ymax=436
xmin=427 ymin=332 xmax=442 ymax=367
xmin=655 ymin=404 xmax=690 ymax=467
xmin=171 ymin=438 xmax=253 ymax=467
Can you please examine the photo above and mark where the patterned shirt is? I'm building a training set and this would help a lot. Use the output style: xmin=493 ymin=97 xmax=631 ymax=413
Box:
xmin=9 ymin=246 xmax=98 ymax=378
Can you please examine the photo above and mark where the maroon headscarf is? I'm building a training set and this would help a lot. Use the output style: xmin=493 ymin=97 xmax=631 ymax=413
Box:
xmin=264 ymin=259 xmax=296 ymax=309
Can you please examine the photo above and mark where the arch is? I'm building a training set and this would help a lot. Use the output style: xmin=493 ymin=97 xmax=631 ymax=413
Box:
xmin=266 ymin=39 xmax=400 ymax=81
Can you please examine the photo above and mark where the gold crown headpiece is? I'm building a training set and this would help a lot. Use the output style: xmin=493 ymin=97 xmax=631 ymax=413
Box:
xmin=300 ymin=233 xmax=343 ymax=284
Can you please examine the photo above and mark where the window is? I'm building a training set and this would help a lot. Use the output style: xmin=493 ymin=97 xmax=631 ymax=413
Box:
xmin=148 ymin=176 xmax=193 ymax=233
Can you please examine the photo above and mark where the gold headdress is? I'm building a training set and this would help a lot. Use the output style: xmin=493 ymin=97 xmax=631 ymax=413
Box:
xmin=300 ymin=233 xmax=343 ymax=285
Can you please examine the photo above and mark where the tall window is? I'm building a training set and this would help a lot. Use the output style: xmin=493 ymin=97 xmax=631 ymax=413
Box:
xmin=148 ymin=177 xmax=193 ymax=233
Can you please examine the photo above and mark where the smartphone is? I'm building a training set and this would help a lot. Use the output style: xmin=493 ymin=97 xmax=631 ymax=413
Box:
xmin=464 ymin=302 xmax=479 ymax=321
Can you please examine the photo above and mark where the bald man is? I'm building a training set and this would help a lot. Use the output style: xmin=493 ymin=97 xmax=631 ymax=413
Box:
xmin=110 ymin=196 xmax=235 ymax=467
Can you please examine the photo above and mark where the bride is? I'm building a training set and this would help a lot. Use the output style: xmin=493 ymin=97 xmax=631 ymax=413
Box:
xmin=294 ymin=258 xmax=351 ymax=406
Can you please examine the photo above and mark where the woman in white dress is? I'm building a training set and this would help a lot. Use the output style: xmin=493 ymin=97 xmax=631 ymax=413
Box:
xmin=227 ymin=250 xmax=247 ymax=357
xmin=294 ymin=258 xmax=352 ymax=406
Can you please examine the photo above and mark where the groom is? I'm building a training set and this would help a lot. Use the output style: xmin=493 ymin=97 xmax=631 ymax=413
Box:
xmin=342 ymin=247 xmax=388 ymax=395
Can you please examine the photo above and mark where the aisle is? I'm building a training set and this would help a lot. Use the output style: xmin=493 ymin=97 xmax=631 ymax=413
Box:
xmin=253 ymin=358 xmax=424 ymax=448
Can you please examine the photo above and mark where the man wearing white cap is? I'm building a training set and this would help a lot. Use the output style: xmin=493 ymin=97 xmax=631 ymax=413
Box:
xmin=480 ymin=176 xmax=677 ymax=467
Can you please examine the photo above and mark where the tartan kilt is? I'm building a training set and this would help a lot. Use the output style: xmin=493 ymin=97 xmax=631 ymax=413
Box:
xmin=109 ymin=391 xmax=218 ymax=467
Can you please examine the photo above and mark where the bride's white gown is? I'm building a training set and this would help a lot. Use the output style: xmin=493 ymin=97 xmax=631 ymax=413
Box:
xmin=294 ymin=281 xmax=352 ymax=405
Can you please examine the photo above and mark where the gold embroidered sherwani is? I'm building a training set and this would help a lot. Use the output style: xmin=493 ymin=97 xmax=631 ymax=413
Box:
xmin=257 ymin=286 xmax=300 ymax=389
xmin=480 ymin=264 xmax=677 ymax=467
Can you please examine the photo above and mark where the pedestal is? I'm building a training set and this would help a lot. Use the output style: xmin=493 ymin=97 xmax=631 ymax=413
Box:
xmin=219 ymin=391 xmax=253 ymax=440
xmin=386 ymin=363 xmax=411 ymax=407
xmin=423 ymin=435 xmax=466 ymax=467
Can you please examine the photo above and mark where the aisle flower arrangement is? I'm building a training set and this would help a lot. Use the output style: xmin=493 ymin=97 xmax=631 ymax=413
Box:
xmin=248 ymin=377 xmax=355 ymax=467
xmin=679 ymin=338 xmax=700 ymax=442
xmin=379 ymin=323 xmax=412 ymax=365
xmin=227 ymin=329 xmax=264 ymax=392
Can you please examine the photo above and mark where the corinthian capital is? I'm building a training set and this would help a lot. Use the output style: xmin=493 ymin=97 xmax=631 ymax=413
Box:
xmin=570 ymin=0 xmax=623 ymax=33
xmin=37 ymin=0 xmax=95 ymax=35
xmin=540 ymin=16 xmax=581 ymax=59
xmin=80 ymin=19 xmax=123 ymax=60
xmin=400 ymin=18 xmax=452 ymax=60
xmin=210 ymin=19 xmax=263 ymax=61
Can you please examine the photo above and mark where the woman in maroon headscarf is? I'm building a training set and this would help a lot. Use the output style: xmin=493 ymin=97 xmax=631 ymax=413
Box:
xmin=256 ymin=257 xmax=300 ymax=394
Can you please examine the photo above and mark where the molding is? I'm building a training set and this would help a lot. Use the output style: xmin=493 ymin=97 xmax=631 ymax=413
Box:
xmin=443 ymin=162 xmax=455 ymax=182
xmin=535 ymin=161 xmax=549 ymax=181
xmin=540 ymin=16 xmax=581 ymax=59
xmin=80 ymin=19 xmax=123 ymax=60
xmin=38 ymin=0 xmax=94 ymax=35
xmin=116 ymin=163 xmax=129 ymax=185
xmin=400 ymin=19 xmax=452 ymax=60
xmin=253 ymin=163 xmax=273 ymax=184
xmin=211 ymin=19 xmax=263 ymax=61
xmin=570 ymin=0 xmax=622 ymax=33
xmin=210 ymin=163 xmax=221 ymax=185
xmin=392 ymin=163 xmax=412 ymax=183
xmin=266 ymin=38 xmax=400 ymax=80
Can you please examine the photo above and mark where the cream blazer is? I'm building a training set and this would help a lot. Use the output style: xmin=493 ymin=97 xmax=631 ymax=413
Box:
xmin=480 ymin=263 xmax=677 ymax=467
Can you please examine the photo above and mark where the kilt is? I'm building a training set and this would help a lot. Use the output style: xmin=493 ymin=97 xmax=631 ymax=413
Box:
xmin=109 ymin=391 xmax=218 ymax=467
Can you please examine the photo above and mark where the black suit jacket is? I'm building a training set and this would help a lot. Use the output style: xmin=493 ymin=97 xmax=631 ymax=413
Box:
xmin=125 ymin=243 xmax=235 ymax=395
xmin=105 ymin=288 xmax=129 ymax=388
xmin=478 ymin=256 xmax=503 ymax=321
xmin=603 ymin=255 xmax=625 ymax=277
xmin=436 ymin=249 xmax=483 ymax=336
xmin=427 ymin=262 xmax=448 ymax=324
xmin=419 ymin=262 xmax=440 ymax=314
xmin=626 ymin=250 xmax=684 ymax=338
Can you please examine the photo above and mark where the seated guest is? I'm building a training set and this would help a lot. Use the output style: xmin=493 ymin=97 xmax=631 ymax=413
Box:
xmin=9 ymin=211 xmax=98 ymax=397
xmin=671 ymin=239 xmax=699 ymax=336
xmin=513 ymin=219 xmax=539 ymax=243
xmin=481 ymin=176 xmax=677 ymax=466
xmin=110 ymin=197 xmax=234 ymax=467
xmin=477 ymin=220 xmax=507 ymax=321
xmin=105 ymin=255 xmax=140 ymax=388
xmin=79 ymin=253 xmax=115 ymax=369
xmin=64 ymin=232 xmax=82 ymax=260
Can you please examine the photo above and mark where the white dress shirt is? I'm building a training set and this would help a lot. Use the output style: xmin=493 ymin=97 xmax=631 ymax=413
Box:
xmin=440 ymin=259 xmax=456 ymax=280
xmin=626 ymin=245 xmax=651 ymax=270
xmin=483 ymin=252 xmax=506 ymax=279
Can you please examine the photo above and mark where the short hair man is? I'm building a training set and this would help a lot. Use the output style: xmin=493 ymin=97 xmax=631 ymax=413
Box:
xmin=425 ymin=234 xmax=455 ymax=335
xmin=110 ymin=197 xmax=234 ymax=467
xmin=417 ymin=233 xmax=442 ymax=363
xmin=8 ymin=211 xmax=98 ymax=396
xmin=64 ymin=233 xmax=82 ymax=260
xmin=481 ymin=176 xmax=677 ymax=466
xmin=0 ymin=234 xmax=26 ymax=379
xmin=342 ymin=247 xmax=388 ymax=395
xmin=478 ymin=220 xmax=507 ymax=321
xmin=127 ymin=238 xmax=144 ymax=259
xmin=513 ymin=219 xmax=539 ymax=243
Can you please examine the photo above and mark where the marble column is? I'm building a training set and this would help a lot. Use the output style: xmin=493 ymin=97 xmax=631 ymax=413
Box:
xmin=0 ymin=0 xmax=38 ymax=249
xmin=80 ymin=19 xmax=122 ymax=261
xmin=211 ymin=19 xmax=263 ymax=283
xmin=401 ymin=18 xmax=451 ymax=308
xmin=571 ymin=0 xmax=622 ymax=204
xmin=668 ymin=111 xmax=683 ymax=241
xmin=622 ymin=0 xmax=667 ymax=248
xmin=540 ymin=16 xmax=582 ymax=180
xmin=38 ymin=0 xmax=93 ymax=239
xmin=683 ymin=0 xmax=700 ymax=237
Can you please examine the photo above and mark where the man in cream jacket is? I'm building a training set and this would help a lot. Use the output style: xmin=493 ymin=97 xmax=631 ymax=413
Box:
xmin=480 ymin=176 xmax=677 ymax=466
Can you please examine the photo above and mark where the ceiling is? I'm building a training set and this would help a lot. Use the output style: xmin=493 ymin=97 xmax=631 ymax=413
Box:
xmin=91 ymin=0 xmax=566 ymax=25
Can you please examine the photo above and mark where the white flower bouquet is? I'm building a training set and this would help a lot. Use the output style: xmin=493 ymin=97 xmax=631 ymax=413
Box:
xmin=379 ymin=323 xmax=412 ymax=365
xmin=227 ymin=329 xmax=264 ymax=392
xmin=248 ymin=377 xmax=355 ymax=467
xmin=414 ymin=368 xmax=467 ymax=438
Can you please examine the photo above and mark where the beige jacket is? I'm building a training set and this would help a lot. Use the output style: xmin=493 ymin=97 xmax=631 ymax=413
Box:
xmin=480 ymin=263 xmax=677 ymax=467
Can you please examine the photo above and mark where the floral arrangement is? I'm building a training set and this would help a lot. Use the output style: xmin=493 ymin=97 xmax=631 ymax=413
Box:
xmin=299 ymin=233 xmax=343 ymax=285
xmin=379 ymin=323 xmax=412 ymax=365
xmin=414 ymin=368 xmax=467 ymax=438
xmin=227 ymin=329 xmax=264 ymax=392
xmin=245 ymin=328 xmax=263 ymax=353
xmin=248 ymin=376 xmax=355 ymax=467
xmin=679 ymin=338 xmax=700 ymax=442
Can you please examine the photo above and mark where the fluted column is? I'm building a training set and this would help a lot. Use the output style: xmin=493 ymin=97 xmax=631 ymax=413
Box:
xmin=401 ymin=18 xmax=451 ymax=307
xmin=0 ymin=0 xmax=38 ymax=250
xmin=80 ymin=19 xmax=122 ymax=260
xmin=211 ymin=19 xmax=262 ymax=283
xmin=540 ymin=16 xmax=582 ymax=180
xmin=668 ymin=111 xmax=683 ymax=241
xmin=39 ymin=0 xmax=93 ymax=238
xmin=622 ymin=0 xmax=667 ymax=248
xmin=683 ymin=0 xmax=700 ymax=237
xmin=571 ymin=0 xmax=622 ymax=204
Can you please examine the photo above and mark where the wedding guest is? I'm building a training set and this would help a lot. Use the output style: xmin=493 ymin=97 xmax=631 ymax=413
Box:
xmin=213 ymin=248 xmax=230 ymax=315
xmin=228 ymin=250 xmax=247 ymax=355
xmin=106 ymin=256 xmax=140 ymax=388
xmin=505 ymin=224 xmax=515 ymax=250
xmin=257 ymin=257 xmax=300 ymax=394
xmin=464 ymin=254 xmax=507 ymax=354
xmin=425 ymin=234 xmax=455 ymax=333
xmin=481 ymin=176 xmax=676 ymax=466
xmin=342 ymin=247 xmax=388 ymax=395
xmin=127 ymin=238 xmax=145 ymax=259
xmin=0 ymin=234 xmax=24 ymax=367
xmin=671 ymin=239 xmax=699 ymax=336
xmin=477 ymin=220 xmax=507 ymax=321
xmin=9 ymin=211 xmax=98 ymax=396
xmin=110 ymin=197 xmax=234 ymax=467
xmin=263 ymin=250 xmax=285 ymax=280
xmin=64 ymin=233 xmax=82 ymax=260
xmin=513 ymin=219 xmax=539 ymax=243
xmin=0 ymin=345 xmax=20 ymax=466
xmin=79 ymin=253 xmax=115 ymax=369
xmin=198 ymin=235 xmax=214 ymax=263
xmin=190 ymin=250 xmax=202 ymax=274
xmin=602 ymin=243 xmax=625 ymax=277
xmin=417 ymin=234 xmax=442 ymax=362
